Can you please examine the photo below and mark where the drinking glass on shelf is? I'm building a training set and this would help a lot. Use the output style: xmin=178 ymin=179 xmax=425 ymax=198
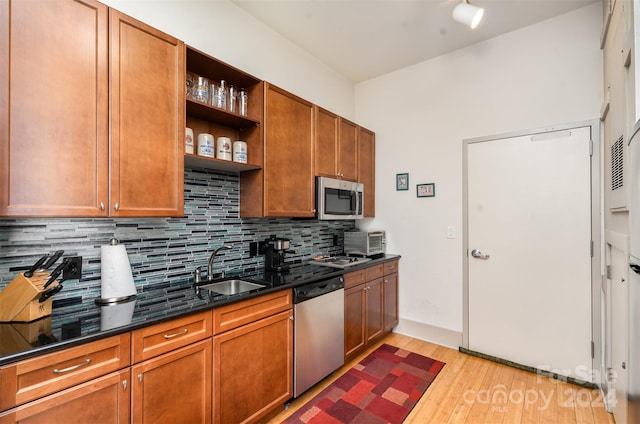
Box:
xmin=194 ymin=76 xmax=209 ymax=104
xmin=185 ymin=73 xmax=195 ymax=100
xmin=209 ymin=81 xmax=217 ymax=107
xmin=239 ymin=88 xmax=248 ymax=116
xmin=228 ymin=85 xmax=238 ymax=113
xmin=214 ymin=80 xmax=227 ymax=109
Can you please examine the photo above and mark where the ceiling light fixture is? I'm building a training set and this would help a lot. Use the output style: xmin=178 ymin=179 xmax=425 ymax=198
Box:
xmin=452 ymin=0 xmax=484 ymax=29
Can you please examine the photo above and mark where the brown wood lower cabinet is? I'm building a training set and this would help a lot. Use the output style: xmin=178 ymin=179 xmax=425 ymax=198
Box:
xmin=129 ymin=311 xmax=212 ymax=423
xmin=344 ymin=260 xmax=399 ymax=362
xmin=213 ymin=310 xmax=293 ymax=423
xmin=383 ymin=260 xmax=399 ymax=331
xmin=132 ymin=339 xmax=212 ymax=423
xmin=0 ymin=290 xmax=296 ymax=424
xmin=344 ymin=268 xmax=383 ymax=361
xmin=0 ymin=369 xmax=130 ymax=423
xmin=212 ymin=290 xmax=293 ymax=423
xmin=0 ymin=333 xmax=131 ymax=411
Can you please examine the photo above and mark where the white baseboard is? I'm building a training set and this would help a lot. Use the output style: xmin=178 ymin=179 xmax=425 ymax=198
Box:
xmin=393 ymin=318 xmax=463 ymax=350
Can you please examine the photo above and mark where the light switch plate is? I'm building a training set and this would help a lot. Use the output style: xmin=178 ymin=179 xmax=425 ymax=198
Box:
xmin=447 ymin=226 xmax=455 ymax=239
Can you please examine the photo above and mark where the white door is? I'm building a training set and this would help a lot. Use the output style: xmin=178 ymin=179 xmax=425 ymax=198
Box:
xmin=466 ymin=126 xmax=593 ymax=380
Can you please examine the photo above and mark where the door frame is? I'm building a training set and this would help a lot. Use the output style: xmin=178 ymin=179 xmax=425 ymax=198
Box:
xmin=461 ymin=119 xmax=603 ymax=381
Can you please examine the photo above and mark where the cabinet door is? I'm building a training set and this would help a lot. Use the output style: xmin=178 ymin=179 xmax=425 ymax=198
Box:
xmin=314 ymin=107 xmax=339 ymax=178
xmin=0 ymin=369 xmax=130 ymax=424
xmin=132 ymin=339 xmax=212 ymax=424
xmin=358 ymin=127 xmax=376 ymax=217
xmin=383 ymin=271 xmax=399 ymax=332
xmin=344 ymin=284 xmax=366 ymax=360
xmin=214 ymin=310 xmax=293 ymax=423
xmin=264 ymin=84 xmax=314 ymax=217
xmin=366 ymin=277 xmax=384 ymax=343
xmin=338 ymin=119 xmax=358 ymax=181
xmin=109 ymin=9 xmax=185 ymax=217
xmin=0 ymin=0 xmax=109 ymax=217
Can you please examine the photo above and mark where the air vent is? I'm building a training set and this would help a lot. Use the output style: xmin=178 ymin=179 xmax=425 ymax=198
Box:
xmin=612 ymin=135 xmax=624 ymax=191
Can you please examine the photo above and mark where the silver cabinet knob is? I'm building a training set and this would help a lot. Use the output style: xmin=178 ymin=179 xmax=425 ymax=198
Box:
xmin=114 ymin=202 xmax=119 ymax=212
xmin=100 ymin=202 xmax=105 ymax=211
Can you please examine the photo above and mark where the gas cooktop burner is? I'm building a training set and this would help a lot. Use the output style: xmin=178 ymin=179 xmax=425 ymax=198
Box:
xmin=308 ymin=255 xmax=372 ymax=269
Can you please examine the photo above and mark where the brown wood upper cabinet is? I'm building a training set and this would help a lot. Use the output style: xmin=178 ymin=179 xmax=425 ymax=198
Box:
xmin=315 ymin=107 xmax=358 ymax=182
xmin=242 ymin=83 xmax=315 ymax=218
xmin=0 ymin=0 xmax=184 ymax=217
xmin=358 ymin=126 xmax=376 ymax=217
xmin=109 ymin=10 xmax=184 ymax=217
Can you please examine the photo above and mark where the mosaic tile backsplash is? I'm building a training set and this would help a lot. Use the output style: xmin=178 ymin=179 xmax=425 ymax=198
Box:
xmin=0 ymin=167 xmax=355 ymax=304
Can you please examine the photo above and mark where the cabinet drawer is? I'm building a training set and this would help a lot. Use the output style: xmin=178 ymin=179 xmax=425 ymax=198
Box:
xmin=344 ymin=269 xmax=365 ymax=289
xmin=132 ymin=310 xmax=212 ymax=363
xmin=0 ymin=333 xmax=130 ymax=411
xmin=0 ymin=369 xmax=130 ymax=423
xmin=213 ymin=290 xmax=292 ymax=334
xmin=384 ymin=260 xmax=399 ymax=275
xmin=365 ymin=264 xmax=384 ymax=281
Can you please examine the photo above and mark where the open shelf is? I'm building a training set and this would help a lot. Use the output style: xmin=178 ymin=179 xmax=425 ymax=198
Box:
xmin=184 ymin=154 xmax=261 ymax=173
xmin=186 ymin=99 xmax=260 ymax=129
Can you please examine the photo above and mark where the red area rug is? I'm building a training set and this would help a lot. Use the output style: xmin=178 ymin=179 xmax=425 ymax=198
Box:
xmin=282 ymin=343 xmax=445 ymax=424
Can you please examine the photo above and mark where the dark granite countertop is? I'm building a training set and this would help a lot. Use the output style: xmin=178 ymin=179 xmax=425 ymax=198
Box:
xmin=0 ymin=254 xmax=400 ymax=366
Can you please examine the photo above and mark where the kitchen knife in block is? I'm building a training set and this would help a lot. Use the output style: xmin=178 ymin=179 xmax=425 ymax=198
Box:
xmin=23 ymin=255 xmax=48 ymax=278
xmin=42 ymin=250 xmax=64 ymax=270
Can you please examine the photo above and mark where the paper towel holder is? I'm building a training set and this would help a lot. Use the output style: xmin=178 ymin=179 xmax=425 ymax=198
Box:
xmin=95 ymin=238 xmax=137 ymax=305
xmin=95 ymin=294 xmax=137 ymax=305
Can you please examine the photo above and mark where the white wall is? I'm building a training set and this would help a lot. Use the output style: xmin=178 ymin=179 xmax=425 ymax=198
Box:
xmin=355 ymin=4 xmax=603 ymax=346
xmin=103 ymin=0 xmax=602 ymax=347
xmin=102 ymin=0 xmax=355 ymax=119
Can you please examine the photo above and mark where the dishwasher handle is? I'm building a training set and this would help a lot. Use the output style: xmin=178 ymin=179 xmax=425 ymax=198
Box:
xmin=293 ymin=276 xmax=344 ymax=303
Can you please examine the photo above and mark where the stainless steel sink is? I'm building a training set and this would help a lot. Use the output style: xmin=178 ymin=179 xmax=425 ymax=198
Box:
xmin=197 ymin=279 xmax=265 ymax=296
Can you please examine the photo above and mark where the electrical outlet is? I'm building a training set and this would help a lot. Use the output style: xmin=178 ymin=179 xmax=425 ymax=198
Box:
xmin=249 ymin=242 xmax=258 ymax=257
xmin=63 ymin=256 xmax=83 ymax=280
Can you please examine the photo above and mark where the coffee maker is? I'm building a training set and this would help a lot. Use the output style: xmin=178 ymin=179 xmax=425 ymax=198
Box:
xmin=261 ymin=235 xmax=292 ymax=273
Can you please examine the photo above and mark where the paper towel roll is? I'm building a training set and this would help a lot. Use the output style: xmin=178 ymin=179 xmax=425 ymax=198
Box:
xmin=100 ymin=241 xmax=136 ymax=301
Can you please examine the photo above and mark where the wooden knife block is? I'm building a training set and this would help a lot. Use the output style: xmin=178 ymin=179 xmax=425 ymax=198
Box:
xmin=0 ymin=272 xmax=54 ymax=322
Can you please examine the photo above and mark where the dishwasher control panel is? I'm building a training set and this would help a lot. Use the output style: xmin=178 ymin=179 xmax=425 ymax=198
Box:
xmin=293 ymin=276 xmax=344 ymax=303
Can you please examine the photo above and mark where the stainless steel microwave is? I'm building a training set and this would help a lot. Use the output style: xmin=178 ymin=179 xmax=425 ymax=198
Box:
xmin=316 ymin=177 xmax=364 ymax=220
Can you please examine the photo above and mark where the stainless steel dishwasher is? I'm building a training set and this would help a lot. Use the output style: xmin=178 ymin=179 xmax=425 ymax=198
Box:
xmin=293 ymin=275 xmax=345 ymax=398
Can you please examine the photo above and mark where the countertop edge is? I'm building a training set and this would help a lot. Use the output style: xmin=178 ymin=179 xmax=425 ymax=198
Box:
xmin=0 ymin=254 xmax=401 ymax=366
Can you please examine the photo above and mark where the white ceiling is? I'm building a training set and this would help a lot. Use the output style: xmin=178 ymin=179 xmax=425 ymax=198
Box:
xmin=231 ymin=0 xmax=599 ymax=82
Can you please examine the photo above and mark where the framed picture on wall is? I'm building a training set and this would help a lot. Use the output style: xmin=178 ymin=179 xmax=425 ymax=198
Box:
xmin=396 ymin=173 xmax=409 ymax=191
xmin=417 ymin=183 xmax=435 ymax=198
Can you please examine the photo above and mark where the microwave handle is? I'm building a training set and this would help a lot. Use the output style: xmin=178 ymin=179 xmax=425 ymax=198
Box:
xmin=351 ymin=190 xmax=357 ymax=214
xmin=355 ymin=190 xmax=361 ymax=216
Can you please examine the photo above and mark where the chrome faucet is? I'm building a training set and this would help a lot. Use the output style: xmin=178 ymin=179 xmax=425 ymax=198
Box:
xmin=207 ymin=244 xmax=232 ymax=281
xmin=193 ymin=244 xmax=233 ymax=285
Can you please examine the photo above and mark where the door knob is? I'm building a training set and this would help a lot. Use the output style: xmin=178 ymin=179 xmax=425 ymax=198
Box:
xmin=471 ymin=249 xmax=490 ymax=259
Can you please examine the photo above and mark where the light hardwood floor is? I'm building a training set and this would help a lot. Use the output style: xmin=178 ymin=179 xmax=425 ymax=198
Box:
xmin=268 ymin=333 xmax=616 ymax=424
